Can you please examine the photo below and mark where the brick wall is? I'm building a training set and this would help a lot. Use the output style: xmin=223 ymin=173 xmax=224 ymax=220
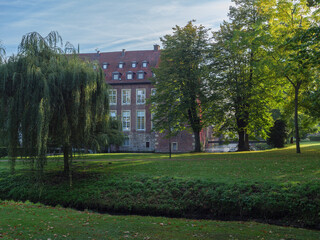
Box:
xmin=155 ymin=131 xmax=195 ymax=153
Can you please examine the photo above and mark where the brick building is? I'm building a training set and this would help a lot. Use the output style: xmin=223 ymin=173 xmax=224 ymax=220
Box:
xmin=80 ymin=45 xmax=197 ymax=153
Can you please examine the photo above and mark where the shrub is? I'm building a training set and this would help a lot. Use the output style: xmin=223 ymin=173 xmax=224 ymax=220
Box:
xmin=267 ymin=120 xmax=287 ymax=148
xmin=254 ymin=143 xmax=272 ymax=150
xmin=309 ymin=136 xmax=320 ymax=141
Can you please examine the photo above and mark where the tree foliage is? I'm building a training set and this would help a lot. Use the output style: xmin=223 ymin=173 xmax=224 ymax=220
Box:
xmin=0 ymin=31 xmax=118 ymax=174
xmin=0 ymin=41 xmax=5 ymax=64
xmin=259 ymin=0 xmax=318 ymax=153
xmin=150 ymin=21 xmax=212 ymax=152
xmin=210 ymin=0 xmax=277 ymax=151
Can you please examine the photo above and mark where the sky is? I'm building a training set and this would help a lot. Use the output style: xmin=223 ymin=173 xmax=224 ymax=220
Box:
xmin=0 ymin=0 xmax=233 ymax=56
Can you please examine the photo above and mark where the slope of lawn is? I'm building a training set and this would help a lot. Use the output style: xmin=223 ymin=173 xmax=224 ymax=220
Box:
xmin=0 ymin=142 xmax=319 ymax=229
xmin=1 ymin=200 xmax=320 ymax=240
xmin=69 ymin=142 xmax=320 ymax=184
xmin=2 ymin=142 xmax=319 ymax=184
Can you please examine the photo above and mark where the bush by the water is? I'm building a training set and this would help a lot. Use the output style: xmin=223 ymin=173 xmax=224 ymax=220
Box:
xmin=309 ymin=136 xmax=320 ymax=141
xmin=254 ymin=143 xmax=272 ymax=150
xmin=267 ymin=120 xmax=287 ymax=148
xmin=0 ymin=171 xmax=319 ymax=229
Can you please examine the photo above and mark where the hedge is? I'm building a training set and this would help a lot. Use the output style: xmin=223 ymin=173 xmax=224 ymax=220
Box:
xmin=0 ymin=171 xmax=319 ymax=229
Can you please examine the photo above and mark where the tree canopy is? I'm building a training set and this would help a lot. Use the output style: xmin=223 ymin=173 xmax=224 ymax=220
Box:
xmin=150 ymin=21 xmax=212 ymax=152
xmin=259 ymin=0 xmax=318 ymax=153
xmin=210 ymin=0 xmax=278 ymax=151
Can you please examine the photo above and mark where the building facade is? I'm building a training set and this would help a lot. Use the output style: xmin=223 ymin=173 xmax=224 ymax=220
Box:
xmin=80 ymin=45 xmax=196 ymax=153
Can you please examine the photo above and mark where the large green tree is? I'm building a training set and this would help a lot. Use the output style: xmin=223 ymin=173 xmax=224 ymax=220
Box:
xmin=210 ymin=0 xmax=277 ymax=151
xmin=150 ymin=21 xmax=212 ymax=152
xmin=259 ymin=0 xmax=317 ymax=153
xmin=0 ymin=31 xmax=116 ymax=174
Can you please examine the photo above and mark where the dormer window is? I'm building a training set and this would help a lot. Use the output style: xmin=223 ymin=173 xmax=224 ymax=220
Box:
xmin=112 ymin=72 xmax=121 ymax=80
xmin=118 ymin=62 xmax=124 ymax=69
xmin=131 ymin=61 xmax=137 ymax=68
xmin=126 ymin=71 xmax=134 ymax=80
xmin=137 ymin=70 xmax=145 ymax=80
xmin=142 ymin=61 xmax=148 ymax=68
xmin=102 ymin=62 xmax=108 ymax=69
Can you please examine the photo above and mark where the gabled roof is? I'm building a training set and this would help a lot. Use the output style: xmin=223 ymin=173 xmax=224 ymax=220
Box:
xmin=79 ymin=47 xmax=161 ymax=84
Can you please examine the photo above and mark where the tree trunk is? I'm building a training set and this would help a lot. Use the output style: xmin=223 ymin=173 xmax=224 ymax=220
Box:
xmin=10 ymin=158 xmax=16 ymax=174
xmin=236 ymin=113 xmax=250 ymax=151
xmin=63 ymin=144 xmax=70 ymax=174
xmin=237 ymin=130 xmax=250 ymax=151
xmin=245 ymin=133 xmax=250 ymax=151
xmin=294 ymin=86 xmax=301 ymax=153
xmin=169 ymin=136 xmax=172 ymax=159
xmin=187 ymin=107 xmax=202 ymax=153
xmin=194 ymin=130 xmax=201 ymax=152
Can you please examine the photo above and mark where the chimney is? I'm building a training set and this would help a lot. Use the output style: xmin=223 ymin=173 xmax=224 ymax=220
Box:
xmin=122 ymin=49 xmax=126 ymax=56
xmin=153 ymin=44 xmax=160 ymax=51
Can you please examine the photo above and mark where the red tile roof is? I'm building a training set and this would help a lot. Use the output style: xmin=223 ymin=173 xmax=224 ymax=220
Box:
xmin=79 ymin=48 xmax=161 ymax=84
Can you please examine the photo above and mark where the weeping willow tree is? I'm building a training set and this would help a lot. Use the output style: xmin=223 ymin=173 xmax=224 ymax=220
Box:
xmin=0 ymin=41 xmax=5 ymax=63
xmin=0 ymin=31 xmax=115 ymax=175
xmin=0 ymin=41 xmax=6 ymax=151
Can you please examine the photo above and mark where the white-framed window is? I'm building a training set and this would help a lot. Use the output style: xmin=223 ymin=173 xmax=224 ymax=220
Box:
xmin=136 ymin=89 xmax=146 ymax=105
xmin=137 ymin=71 xmax=145 ymax=80
xmin=123 ymin=137 xmax=130 ymax=146
xmin=122 ymin=110 xmax=131 ymax=131
xmin=172 ymin=142 xmax=178 ymax=151
xmin=136 ymin=110 xmax=145 ymax=131
xmin=131 ymin=61 xmax=137 ymax=68
xmin=109 ymin=89 xmax=117 ymax=105
xmin=122 ymin=89 xmax=131 ymax=105
xmin=112 ymin=72 xmax=120 ymax=80
xmin=127 ymin=71 xmax=133 ymax=80
xmin=102 ymin=63 xmax=108 ymax=69
xmin=118 ymin=62 xmax=124 ymax=68
xmin=142 ymin=61 xmax=148 ymax=68
xmin=110 ymin=110 xmax=117 ymax=119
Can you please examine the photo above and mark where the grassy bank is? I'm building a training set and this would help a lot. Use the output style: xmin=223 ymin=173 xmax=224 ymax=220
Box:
xmin=0 ymin=143 xmax=319 ymax=229
xmin=1 ymin=200 xmax=320 ymax=240
xmin=2 ymin=142 xmax=319 ymax=184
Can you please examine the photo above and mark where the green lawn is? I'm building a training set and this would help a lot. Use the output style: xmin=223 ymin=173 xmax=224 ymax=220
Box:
xmin=1 ymin=200 xmax=320 ymax=240
xmin=1 ymin=142 xmax=320 ymax=184
xmin=2 ymin=142 xmax=318 ymax=184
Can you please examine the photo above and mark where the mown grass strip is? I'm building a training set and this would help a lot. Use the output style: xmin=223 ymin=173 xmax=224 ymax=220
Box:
xmin=1 ymin=200 xmax=320 ymax=240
